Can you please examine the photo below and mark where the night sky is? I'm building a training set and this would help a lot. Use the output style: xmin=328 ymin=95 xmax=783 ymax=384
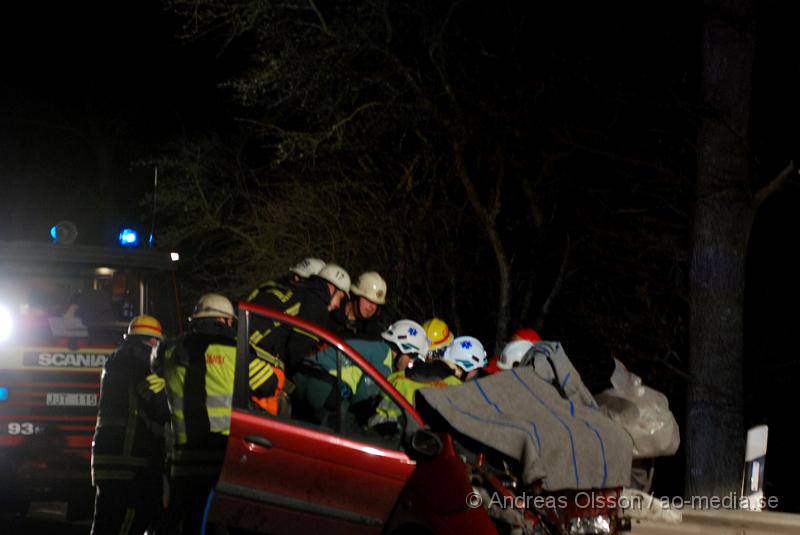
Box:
xmin=2 ymin=0 xmax=800 ymax=508
xmin=0 ymin=1 xmax=223 ymax=243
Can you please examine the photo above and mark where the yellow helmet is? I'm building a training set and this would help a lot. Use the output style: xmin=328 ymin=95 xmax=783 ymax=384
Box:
xmin=127 ymin=315 xmax=164 ymax=341
xmin=423 ymin=317 xmax=454 ymax=352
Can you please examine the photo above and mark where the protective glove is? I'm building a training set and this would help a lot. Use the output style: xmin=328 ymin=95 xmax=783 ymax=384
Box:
xmin=145 ymin=373 xmax=166 ymax=394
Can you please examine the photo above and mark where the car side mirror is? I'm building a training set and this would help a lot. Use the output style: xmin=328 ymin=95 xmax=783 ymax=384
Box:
xmin=409 ymin=429 xmax=442 ymax=460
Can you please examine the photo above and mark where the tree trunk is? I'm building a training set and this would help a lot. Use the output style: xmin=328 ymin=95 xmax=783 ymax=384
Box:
xmin=454 ymin=144 xmax=512 ymax=352
xmin=687 ymin=0 xmax=755 ymax=498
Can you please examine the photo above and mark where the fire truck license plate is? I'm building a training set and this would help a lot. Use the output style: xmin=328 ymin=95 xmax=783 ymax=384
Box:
xmin=46 ymin=393 xmax=98 ymax=406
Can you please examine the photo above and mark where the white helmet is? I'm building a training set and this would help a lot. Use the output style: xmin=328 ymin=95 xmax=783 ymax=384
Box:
xmin=316 ymin=263 xmax=351 ymax=295
xmin=443 ymin=336 xmax=487 ymax=372
xmin=497 ymin=340 xmax=534 ymax=370
xmin=192 ymin=293 xmax=235 ymax=320
xmin=350 ymin=271 xmax=387 ymax=305
xmin=290 ymin=257 xmax=326 ymax=278
xmin=381 ymin=319 xmax=429 ymax=360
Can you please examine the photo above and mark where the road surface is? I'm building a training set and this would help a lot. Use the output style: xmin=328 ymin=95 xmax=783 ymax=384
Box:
xmin=630 ymin=508 xmax=800 ymax=534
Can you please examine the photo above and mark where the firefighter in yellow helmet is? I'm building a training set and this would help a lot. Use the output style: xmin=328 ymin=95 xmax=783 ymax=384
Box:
xmin=90 ymin=315 xmax=168 ymax=535
xmin=158 ymin=293 xmax=278 ymax=534
xmin=422 ymin=317 xmax=454 ymax=361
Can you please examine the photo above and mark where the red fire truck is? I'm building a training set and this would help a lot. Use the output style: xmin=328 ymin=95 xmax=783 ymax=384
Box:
xmin=0 ymin=233 xmax=180 ymax=520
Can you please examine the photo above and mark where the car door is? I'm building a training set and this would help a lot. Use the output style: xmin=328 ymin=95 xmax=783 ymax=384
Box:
xmin=209 ymin=301 xmax=423 ymax=535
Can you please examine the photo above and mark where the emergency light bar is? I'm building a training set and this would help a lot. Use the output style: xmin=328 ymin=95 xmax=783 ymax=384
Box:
xmin=118 ymin=228 xmax=139 ymax=247
xmin=50 ymin=221 xmax=78 ymax=245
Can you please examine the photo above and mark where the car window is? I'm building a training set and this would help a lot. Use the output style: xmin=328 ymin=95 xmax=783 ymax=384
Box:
xmin=292 ymin=349 xmax=406 ymax=451
xmin=244 ymin=314 xmax=406 ymax=451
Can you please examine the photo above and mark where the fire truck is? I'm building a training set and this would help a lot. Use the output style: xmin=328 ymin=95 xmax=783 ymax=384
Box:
xmin=0 ymin=226 xmax=181 ymax=520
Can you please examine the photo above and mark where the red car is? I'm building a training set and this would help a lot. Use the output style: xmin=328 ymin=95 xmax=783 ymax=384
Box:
xmin=207 ymin=301 xmax=626 ymax=534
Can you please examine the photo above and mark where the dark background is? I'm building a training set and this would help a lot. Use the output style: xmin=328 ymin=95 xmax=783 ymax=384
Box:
xmin=1 ymin=0 xmax=798 ymax=508
xmin=0 ymin=2 xmax=224 ymax=242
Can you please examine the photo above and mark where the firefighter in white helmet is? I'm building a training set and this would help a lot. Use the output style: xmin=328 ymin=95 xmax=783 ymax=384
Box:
xmin=158 ymin=293 xmax=278 ymax=534
xmin=246 ymin=257 xmax=326 ymax=304
xmin=289 ymin=257 xmax=326 ymax=280
xmin=90 ymin=315 xmax=168 ymax=535
xmin=248 ymin=263 xmax=351 ymax=378
xmin=330 ymin=271 xmax=387 ymax=340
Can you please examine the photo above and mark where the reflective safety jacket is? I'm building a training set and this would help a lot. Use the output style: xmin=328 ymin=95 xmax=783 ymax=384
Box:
xmin=91 ymin=338 xmax=168 ymax=484
xmin=370 ymin=361 xmax=461 ymax=426
xmin=161 ymin=320 xmax=277 ymax=478
xmin=310 ymin=339 xmax=392 ymax=402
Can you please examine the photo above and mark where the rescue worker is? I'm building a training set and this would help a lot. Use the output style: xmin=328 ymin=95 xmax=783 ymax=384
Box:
xmin=244 ymin=259 xmax=325 ymax=415
xmin=292 ymin=338 xmax=393 ymax=427
xmin=248 ymin=263 xmax=351 ymax=379
xmin=90 ymin=315 xmax=168 ymax=535
xmin=486 ymin=327 xmax=542 ymax=373
xmin=495 ymin=339 xmax=536 ymax=371
xmin=330 ymin=271 xmax=387 ymax=340
xmin=368 ymin=334 xmax=488 ymax=431
xmin=247 ymin=257 xmax=326 ymax=300
xmin=382 ymin=319 xmax=429 ymax=372
xmin=159 ymin=293 xmax=278 ymax=534
xmin=441 ymin=336 xmax=489 ymax=382
xmin=305 ymin=339 xmax=393 ymax=402
xmin=287 ymin=257 xmax=326 ymax=283
xmin=422 ymin=317 xmax=455 ymax=361
xmin=368 ymin=320 xmax=445 ymax=429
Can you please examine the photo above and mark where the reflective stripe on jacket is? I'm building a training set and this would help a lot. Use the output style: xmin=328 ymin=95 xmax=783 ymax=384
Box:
xmin=163 ymin=335 xmax=236 ymax=446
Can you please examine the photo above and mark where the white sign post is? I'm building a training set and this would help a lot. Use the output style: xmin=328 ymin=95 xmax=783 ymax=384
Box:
xmin=741 ymin=425 xmax=768 ymax=511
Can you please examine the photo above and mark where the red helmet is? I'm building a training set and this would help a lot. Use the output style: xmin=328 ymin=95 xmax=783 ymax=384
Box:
xmin=484 ymin=355 xmax=503 ymax=374
xmin=511 ymin=327 xmax=542 ymax=344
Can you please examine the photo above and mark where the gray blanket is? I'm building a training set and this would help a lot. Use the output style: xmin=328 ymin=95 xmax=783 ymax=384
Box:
xmin=418 ymin=367 xmax=633 ymax=490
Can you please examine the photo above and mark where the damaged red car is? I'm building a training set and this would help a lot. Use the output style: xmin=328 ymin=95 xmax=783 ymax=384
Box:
xmin=206 ymin=301 xmax=631 ymax=535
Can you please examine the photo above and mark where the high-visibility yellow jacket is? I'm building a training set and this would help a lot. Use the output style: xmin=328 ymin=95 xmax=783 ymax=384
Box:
xmin=370 ymin=362 xmax=461 ymax=426
xmin=162 ymin=320 xmax=277 ymax=478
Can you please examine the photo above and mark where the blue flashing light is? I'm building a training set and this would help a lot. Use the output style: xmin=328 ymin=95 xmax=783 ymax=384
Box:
xmin=118 ymin=228 xmax=139 ymax=247
xmin=50 ymin=225 xmax=58 ymax=240
xmin=0 ymin=387 xmax=7 ymax=402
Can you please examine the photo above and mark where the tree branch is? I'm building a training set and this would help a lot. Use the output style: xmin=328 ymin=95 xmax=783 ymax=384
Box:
xmin=307 ymin=0 xmax=332 ymax=36
xmin=752 ymin=160 xmax=794 ymax=208
xmin=535 ymin=236 xmax=570 ymax=332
